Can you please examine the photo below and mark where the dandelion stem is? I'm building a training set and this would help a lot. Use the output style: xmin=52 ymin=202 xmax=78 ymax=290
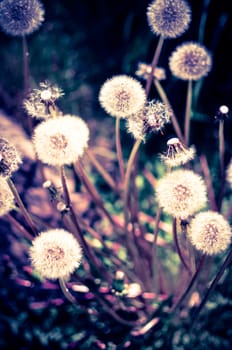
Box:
xmin=171 ymin=254 xmax=206 ymax=313
xmin=173 ymin=218 xmax=192 ymax=275
xmin=6 ymin=213 xmax=34 ymax=241
xmin=184 ymin=80 xmax=192 ymax=146
xmin=145 ymin=36 xmax=164 ymax=96
xmin=219 ymin=120 xmax=225 ymax=179
xmin=191 ymin=247 xmax=232 ymax=327
xmin=200 ymin=154 xmax=217 ymax=211
xmin=154 ymin=79 xmax=184 ymax=143
xmin=152 ymin=206 xmax=162 ymax=292
xmin=6 ymin=178 xmax=38 ymax=236
xmin=59 ymin=278 xmax=76 ymax=304
xmin=86 ymin=148 xmax=118 ymax=193
xmin=115 ymin=117 xmax=125 ymax=181
xmin=123 ymin=139 xmax=141 ymax=228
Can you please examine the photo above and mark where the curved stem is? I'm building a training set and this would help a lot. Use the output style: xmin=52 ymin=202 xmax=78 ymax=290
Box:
xmin=145 ymin=36 xmax=164 ymax=96
xmin=171 ymin=254 xmax=206 ymax=313
xmin=191 ymin=247 xmax=232 ymax=327
xmin=184 ymin=80 xmax=192 ymax=146
xmin=115 ymin=117 xmax=125 ymax=181
xmin=7 ymin=178 xmax=38 ymax=236
xmin=154 ymin=79 xmax=184 ymax=143
xmin=59 ymin=278 xmax=76 ymax=304
xmin=173 ymin=218 xmax=192 ymax=275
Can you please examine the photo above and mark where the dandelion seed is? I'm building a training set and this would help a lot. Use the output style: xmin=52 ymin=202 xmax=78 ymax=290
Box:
xmin=33 ymin=115 xmax=89 ymax=166
xmin=0 ymin=0 xmax=44 ymax=36
xmin=147 ymin=0 xmax=191 ymax=39
xmin=189 ymin=211 xmax=231 ymax=255
xmin=0 ymin=177 xmax=15 ymax=216
xmin=156 ymin=169 xmax=207 ymax=219
xmin=169 ymin=42 xmax=212 ymax=81
xmin=29 ymin=229 xmax=82 ymax=280
xmin=160 ymin=137 xmax=195 ymax=167
xmin=144 ymin=100 xmax=171 ymax=133
xmin=214 ymin=105 xmax=229 ymax=122
xmin=24 ymin=81 xmax=64 ymax=119
xmin=0 ymin=137 xmax=22 ymax=178
xmin=99 ymin=75 xmax=146 ymax=118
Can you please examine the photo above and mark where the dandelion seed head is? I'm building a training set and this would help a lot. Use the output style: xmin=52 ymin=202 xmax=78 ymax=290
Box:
xmin=29 ymin=229 xmax=82 ymax=280
xmin=144 ymin=100 xmax=171 ymax=133
xmin=0 ymin=0 xmax=44 ymax=36
xmin=0 ymin=137 xmax=22 ymax=178
xmin=99 ymin=75 xmax=146 ymax=118
xmin=189 ymin=211 xmax=231 ymax=255
xmin=147 ymin=0 xmax=191 ymax=39
xmin=156 ymin=169 xmax=207 ymax=219
xmin=169 ymin=42 xmax=212 ymax=81
xmin=24 ymin=81 xmax=64 ymax=120
xmin=126 ymin=110 xmax=146 ymax=141
xmin=33 ymin=115 xmax=89 ymax=166
xmin=0 ymin=177 xmax=14 ymax=216
xmin=160 ymin=137 xmax=195 ymax=167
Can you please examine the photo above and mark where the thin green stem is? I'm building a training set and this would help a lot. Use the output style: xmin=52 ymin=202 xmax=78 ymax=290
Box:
xmin=191 ymin=247 xmax=232 ymax=327
xmin=123 ymin=139 xmax=141 ymax=228
xmin=154 ymin=79 xmax=184 ymax=143
xmin=115 ymin=117 xmax=125 ymax=181
xmin=145 ymin=36 xmax=164 ymax=96
xmin=184 ymin=80 xmax=193 ymax=146
xmin=7 ymin=178 xmax=38 ymax=236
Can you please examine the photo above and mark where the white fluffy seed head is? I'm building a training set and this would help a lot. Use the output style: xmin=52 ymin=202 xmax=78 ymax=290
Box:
xmin=147 ymin=0 xmax=191 ymax=39
xmin=33 ymin=115 xmax=89 ymax=166
xmin=0 ymin=177 xmax=15 ymax=216
xmin=156 ymin=169 xmax=207 ymax=219
xmin=189 ymin=211 xmax=232 ymax=255
xmin=29 ymin=229 xmax=83 ymax=280
xmin=0 ymin=137 xmax=22 ymax=178
xmin=99 ymin=75 xmax=146 ymax=118
xmin=160 ymin=138 xmax=195 ymax=167
xmin=169 ymin=42 xmax=212 ymax=81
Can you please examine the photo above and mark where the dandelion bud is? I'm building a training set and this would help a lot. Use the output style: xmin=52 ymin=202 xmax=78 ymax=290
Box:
xmin=214 ymin=105 xmax=229 ymax=122
xmin=144 ymin=100 xmax=171 ymax=133
xmin=0 ymin=177 xmax=15 ymax=216
xmin=135 ymin=63 xmax=166 ymax=81
xmin=29 ymin=229 xmax=82 ymax=280
xmin=33 ymin=115 xmax=89 ymax=166
xmin=189 ymin=211 xmax=231 ymax=255
xmin=0 ymin=0 xmax=44 ymax=37
xmin=169 ymin=42 xmax=212 ymax=81
xmin=99 ymin=75 xmax=146 ymax=118
xmin=0 ymin=137 xmax=22 ymax=178
xmin=24 ymin=81 xmax=64 ymax=120
xmin=156 ymin=169 xmax=207 ymax=219
xmin=147 ymin=0 xmax=191 ymax=39
xmin=160 ymin=137 xmax=195 ymax=167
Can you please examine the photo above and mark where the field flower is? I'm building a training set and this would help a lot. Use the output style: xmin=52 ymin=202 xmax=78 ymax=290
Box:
xmin=99 ymin=75 xmax=146 ymax=118
xmin=169 ymin=42 xmax=212 ymax=81
xmin=189 ymin=211 xmax=231 ymax=255
xmin=29 ymin=229 xmax=82 ymax=280
xmin=0 ymin=137 xmax=22 ymax=178
xmin=160 ymin=137 xmax=195 ymax=167
xmin=126 ymin=111 xmax=145 ymax=141
xmin=147 ymin=0 xmax=191 ymax=39
xmin=0 ymin=177 xmax=15 ymax=216
xmin=0 ymin=0 xmax=44 ymax=36
xmin=24 ymin=81 xmax=64 ymax=119
xmin=156 ymin=169 xmax=207 ymax=219
xmin=33 ymin=115 xmax=89 ymax=166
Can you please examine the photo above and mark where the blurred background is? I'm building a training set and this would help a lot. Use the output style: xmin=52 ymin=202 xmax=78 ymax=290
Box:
xmin=0 ymin=0 xmax=232 ymax=349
